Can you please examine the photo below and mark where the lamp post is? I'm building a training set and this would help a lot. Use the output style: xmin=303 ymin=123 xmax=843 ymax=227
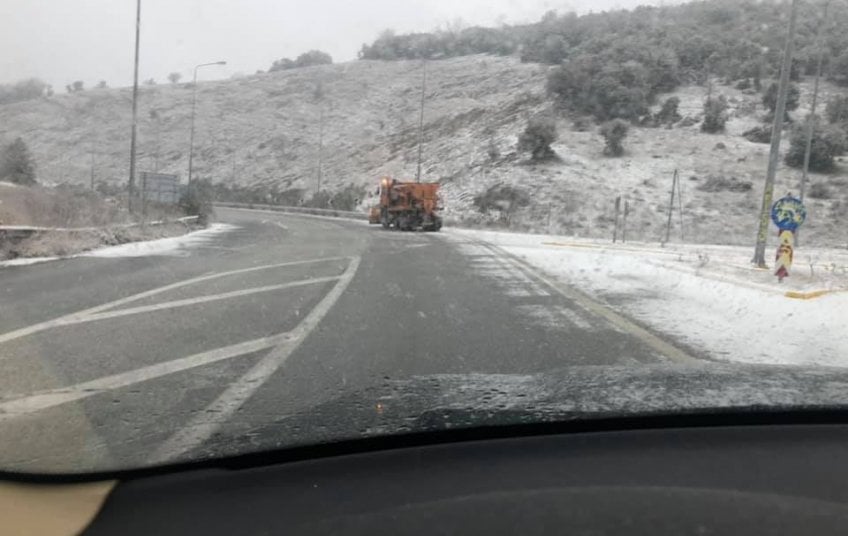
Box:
xmin=187 ymin=61 xmax=226 ymax=187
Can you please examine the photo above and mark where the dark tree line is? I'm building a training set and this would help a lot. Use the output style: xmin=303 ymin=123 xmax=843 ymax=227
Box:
xmin=0 ymin=78 xmax=49 ymax=105
xmin=269 ymin=50 xmax=333 ymax=72
xmin=359 ymin=0 xmax=848 ymax=123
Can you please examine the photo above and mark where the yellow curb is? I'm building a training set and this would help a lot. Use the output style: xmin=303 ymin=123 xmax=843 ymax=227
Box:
xmin=785 ymin=289 xmax=846 ymax=300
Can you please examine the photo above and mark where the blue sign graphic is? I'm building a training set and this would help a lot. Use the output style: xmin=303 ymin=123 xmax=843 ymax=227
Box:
xmin=771 ymin=196 xmax=807 ymax=232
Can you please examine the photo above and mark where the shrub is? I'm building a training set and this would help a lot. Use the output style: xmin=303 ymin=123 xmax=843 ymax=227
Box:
xmin=0 ymin=138 xmax=37 ymax=185
xmin=742 ymin=125 xmax=772 ymax=144
xmin=829 ymin=51 xmax=848 ymax=86
xmin=808 ymin=182 xmax=832 ymax=199
xmin=179 ymin=179 xmax=214 ymax=225
xmin=785 ymin=117 xmax=848 ymax=172
xmin=735 ymin=78 xmax=752 ymax=90
xmin=96 ymin=81 xmax=108 ymax=89
xmin=304 ymin=190 xmax=332 ymax=208
xmin=329 ymin=184 xmax=365 ymax=211
xmin=547 ymin=55 xmax=654 ymax=121
xmin=826 ymin=95 xmax=848 ymax=128
xmin=696 ymin=175 xmax=752 ymax=193
xmin=599 ymin=119 xmax=630 ymax=157
xmin=270 ymin=50 xmax=333 ymax=72
xmin=473 ymin=185 xmax=530 ymax=215
xmin=572 ymin=117 xmax=592 ymax=132
xmin=168 ymin=72 xmax=182 ymax=84
xmin=679 ymin=116 xmax=699 ymax=127
xmin=654 ymin=97 xmax=682 ymax=126
xmin=517 ymin=115 xmax=558 ymax=161
xmin=0 ymin=78 xmax=47 ymax=105
xmin=762 ymin=82 xmax=800 ymax=119
xmin=701 ymin=95 xmax=728 ymax=133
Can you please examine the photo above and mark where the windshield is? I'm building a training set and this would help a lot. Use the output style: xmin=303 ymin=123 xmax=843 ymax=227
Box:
xmin=1 ymin=0 xmax=847 ymax=474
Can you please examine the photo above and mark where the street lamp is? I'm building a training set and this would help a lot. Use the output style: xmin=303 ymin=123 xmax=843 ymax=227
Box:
xmin=187 ymin=60 xmax=226 ymax=186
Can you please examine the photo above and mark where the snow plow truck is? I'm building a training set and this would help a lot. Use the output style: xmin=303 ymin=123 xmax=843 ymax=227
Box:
xmin=368 ymin=177 xmax=443 ymax=232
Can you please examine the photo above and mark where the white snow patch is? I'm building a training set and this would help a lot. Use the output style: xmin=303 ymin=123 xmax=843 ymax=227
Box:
xmin=81 ymin=224 xmax=238 ymax=258
xmin=447 ymin=228 xmax=848 ymax=368
xmin=0 ymin=256 xmax=60 ymax=267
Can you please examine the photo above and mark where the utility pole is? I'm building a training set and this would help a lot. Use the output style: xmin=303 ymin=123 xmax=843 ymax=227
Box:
xmin=800 ymin=1 xmax=830 ymax=206
xmin=316 ymin=106 xmax=324 ymax=194
xmin=90 ymin=141 xmax=96 ymax=190
xmin=415 ymin=60 xmax=427 ymax=183
xmin=127 ymin=0 xmax=141 ymax=213
xmin=664 ymin=170 xmax=679 ymax=245
xmin=797 ymin=1 xmax=829 ymax=247
xmin=753 ymin=0 xmax=798 ymax=268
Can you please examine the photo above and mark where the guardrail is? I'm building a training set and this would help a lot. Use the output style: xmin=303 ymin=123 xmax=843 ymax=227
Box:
xmin=0 ymin=216 xmax=199 ymax=242
xmin=214 ymin=202 xmax=368 ymax=221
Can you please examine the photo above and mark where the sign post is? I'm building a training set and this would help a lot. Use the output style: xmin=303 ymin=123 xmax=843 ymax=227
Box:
xmin=770 ymin=194 xmax=807 ymax=282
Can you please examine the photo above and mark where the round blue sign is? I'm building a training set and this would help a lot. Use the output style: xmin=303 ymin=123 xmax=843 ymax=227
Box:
xmin=771 ymin=196 xmax=806 ymax=231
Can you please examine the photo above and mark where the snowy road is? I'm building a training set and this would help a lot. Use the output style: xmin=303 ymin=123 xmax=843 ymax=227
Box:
xmin=0 ymin=207 xmax=704 ymax=472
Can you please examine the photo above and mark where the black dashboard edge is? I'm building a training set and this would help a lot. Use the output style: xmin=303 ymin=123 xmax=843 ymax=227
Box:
xmin=2 ymin=406 xmax=848 ymax=484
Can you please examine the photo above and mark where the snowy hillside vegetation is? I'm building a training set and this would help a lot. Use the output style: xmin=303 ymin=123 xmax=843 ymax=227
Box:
xmin=2 ymin=0 xmax=848 ymax=248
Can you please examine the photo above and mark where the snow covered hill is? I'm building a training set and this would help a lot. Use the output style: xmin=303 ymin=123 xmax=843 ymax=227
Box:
xmin=1 ymin=54 xmax=846 ymax=247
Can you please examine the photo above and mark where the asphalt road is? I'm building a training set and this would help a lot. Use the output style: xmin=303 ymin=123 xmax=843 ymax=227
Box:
xmin=0 ymin=207 xmax=691 ymax=473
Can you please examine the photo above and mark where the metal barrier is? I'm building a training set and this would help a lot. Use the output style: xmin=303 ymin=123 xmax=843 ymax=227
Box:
xmin=0 ymin=216 xmax=199 ymax=242
xmin=214 ymin=202 xmax=368 ymax=221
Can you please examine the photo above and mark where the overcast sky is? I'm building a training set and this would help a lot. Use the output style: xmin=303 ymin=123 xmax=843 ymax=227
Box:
xmin=0 ymin=0 xmax=677 ymax=89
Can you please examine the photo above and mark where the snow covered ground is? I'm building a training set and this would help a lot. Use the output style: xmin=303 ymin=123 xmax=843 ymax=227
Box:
xmin=0 ymin=224 xmax=237 ymax=267
xmin=448 ymin=228 xmax=848 ymax=368
xmin=80 ymin=223 xmax=237 ymax=258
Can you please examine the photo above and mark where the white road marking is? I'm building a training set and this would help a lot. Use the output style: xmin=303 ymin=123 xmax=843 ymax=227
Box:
xmin=75 ymin=277 xmax=340 ymax=325
xmin=482 ymin=242 xmax=699 ymax=364
xmin=148 ymin=256 xmax=362 ymax=464
xmin=0 ymin=334 xmax=287 ymax=422
xmin=0 ymin=257 xmax=350 ymax=349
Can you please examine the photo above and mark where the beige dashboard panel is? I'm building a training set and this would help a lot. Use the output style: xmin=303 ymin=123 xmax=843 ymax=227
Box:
xmin=0 ymin=480 xmax=115 ymax=536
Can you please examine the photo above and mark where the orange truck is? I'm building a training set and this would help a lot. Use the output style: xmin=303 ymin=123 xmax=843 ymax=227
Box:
xmin=368 ymin=177 xmax=443 ymax=231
